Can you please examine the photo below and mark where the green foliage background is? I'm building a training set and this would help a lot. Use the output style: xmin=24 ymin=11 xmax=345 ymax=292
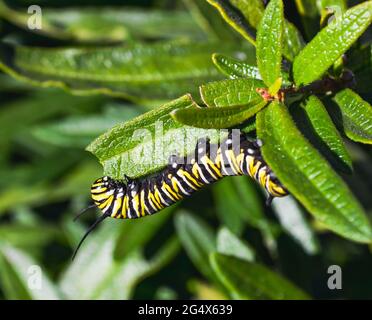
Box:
xmin=0 ymin=0 xmax=372 ymax=300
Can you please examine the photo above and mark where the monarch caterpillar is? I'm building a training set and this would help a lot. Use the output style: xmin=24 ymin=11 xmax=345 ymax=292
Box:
xmin=73 ymin=132 xmax=288 ymax=259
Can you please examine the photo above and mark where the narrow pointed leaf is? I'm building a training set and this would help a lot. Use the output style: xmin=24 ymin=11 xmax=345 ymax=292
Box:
xmin=302 ymin=95 xmax=352 ymax=170
xmin=174 ymin=211 xmax=216 ymax=282
xmin=212 ymin=53 xmax=261 ymax=79
xmin=208 ymin=0 xmax=303 ymax=61
xmin=0 ymin=244 xmax=61 ymax=299
xmin=213 ymin=179 xmax=245 ymax=235
xmin=59 ymin=222 xmax=179 ymax=299
xmin=210 ymin=253 xmax=310 ymax=299
xmin=333 ymin=89 xmax=372 ymax=144
xmin=206 ymin=0 xmax=257 ymax=45
xmin=257 ymin=102 xmax=372 ymax=243
xmin=212 ymin=53 xmax=292 ymax=85
xmin=293 ymin=1 xmax=372 ymax=86
xmin=213 ymin=176 xmax=278 ymax=253
xmin=87 ymin=95 xmax=227 ymax=179
xmin=295 ymin=0 xmax=320 ymax=39
xmin=317 ymin=0 xmax=347 ymax=19
xmin=272 ymin=196 xmax=319 ymax=255
xmin=0 ymin=41 xmax=243 ymax=103
xmin=0 ymin=1 xmax=201 ymax=42
xmin=182 ymin=0 xmax=237 ymax=41
xmin=32 ymin=105 xmax=142 ymax=148
xmin=282 ymin=20 xmax=305 ymax=61
xmin=256 ymin=0 xmax=284 ymax=87
xmin=217 ymin=227 xmax=255 ymax=262
xmin=230 ymin=0 xmax=265 ymax=29
xmin=200 ymin=78 xmax=264 ymax=107
xmin=171 ymin=100 xmax=266 ymax=129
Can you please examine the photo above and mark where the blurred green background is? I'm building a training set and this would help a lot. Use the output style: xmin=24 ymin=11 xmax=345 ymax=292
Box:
xmin=0 ymin=0 xmax=372 ymax=300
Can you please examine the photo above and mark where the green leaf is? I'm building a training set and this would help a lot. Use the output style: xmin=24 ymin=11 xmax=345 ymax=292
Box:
xmin=87 ymin=95 xmax=227 ymax=180
xmin=301 ymin=95 xmax=352 ymax=170
xmin=229 ymin=0 xmax=264 ymax=28
xmin=207 ymin=0 xmax=303 ymax=62
xmin=212 ymin=53 xmax=292 ymax=86
xmin=0 ymin=224 xmax=60 ymax=251
xmin=295 ymin=0 xmax=320 ymax=39
xmin=257 ymin=102 xmax=372 ymax=243
xmin=268 ymin=77 xmax=282 ymax=96
xmin=92 ymin=238 xmax=180 ymax=300
xmin=0 ymin=160 xmax=101 ymax=214
xmin=200 ymin=78 xmax=264 ymax=107
xmin=174 ymin=210 xmax=216 ymax=282
xmin=182 ymin=0 xmax=238 ymax=41
xmin=346 ymin=45 xmax=372 ymax=93
xmin=272 ymin=196 xmax=319 ymax=255
xmin=0 ymin=1 xmax=202 ymax=42
xmin=0 ymin=244 xmax=61 ymax=299
xmin=0 ymin=41 xmax=243 ymax=104
xmin=317 ymin=0 xmax=347 ymax=21
xmin=210 ymin=253 xmax=310 ymax=299
xmin=206 ymin=0 xmax=257 ymax=45
xmin=0 ymin=90 xmax=102 ymax=148
xmin=59 ymin=221 xmax=179 ymax=299
xmin=282 ymin=20 xmax=305 ymax=61
xmin=216 ymin=227 xmax=255 ymax=262
xmin=113 ymin=207 xmax=174 ymax=260
xmin=32 ymin=104 xmax=142 ymax=148
xmin=293 ymin=1 xmax=372 ymax=86
xmin=256 ymin=0 xmax=284 ymax=87
xmin=213 ymin=177 xmax=278 ymax=253
xmin=171 ymin=100 xmax=266 ymax=129
xmin=333 ymin=89 xmax=372 ymax=144
xmin=232 ymin=178 xmax=279 ymax=253
xmin=213 ymin=179 xmax=246 ymax=234
xmin=212 ymin=53 xmax=261 ymax=79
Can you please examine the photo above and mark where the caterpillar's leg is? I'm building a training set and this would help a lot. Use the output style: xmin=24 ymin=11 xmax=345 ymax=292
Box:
xmin=125 ymin=175 xmax=140 ymax=194
xmin=265 ymin=194 xmax=274 ymax=207
xmin=124 ymin=174 xmax=134 ymax=183
xmin=254 ymin=138 xmax=263 ymax=148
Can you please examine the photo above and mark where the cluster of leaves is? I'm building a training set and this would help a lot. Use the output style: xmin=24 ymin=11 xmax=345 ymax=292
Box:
xmin=1 ymin=0 xmax=372 ymax=300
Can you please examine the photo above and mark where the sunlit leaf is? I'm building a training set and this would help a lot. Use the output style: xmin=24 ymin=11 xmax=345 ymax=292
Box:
xmin=256 ymin=0 xmax=284 ymax=87
xmin=0 ymin=41 xmax=244 ymax=103
xmin=257 ymin=102 xmax=372 ymax=243
xmin=293 ymin=1 xmax=372 ymax=85
xmin=0 ymin=244 xmax=61 ymax=299
xmin=333 ymin=89 xmax=372 ymax=144
xmin=210 ymin=253 xmax=310 ymax=299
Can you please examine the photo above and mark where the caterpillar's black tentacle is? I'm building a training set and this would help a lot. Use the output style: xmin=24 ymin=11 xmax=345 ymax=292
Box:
xmin=73 ymin=204 xmax=96 ymax=222
xmin=72 ymin=212 xmax=110 ymax=260
xmin=266 ymin=195 xmax=274 ymax=207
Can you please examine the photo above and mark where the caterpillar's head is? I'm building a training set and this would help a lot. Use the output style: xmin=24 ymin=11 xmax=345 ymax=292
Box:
xmin=90 ymin=176 xmax=119 ymax=206
xmin=72 ymin=176 xmax=121 ymax=260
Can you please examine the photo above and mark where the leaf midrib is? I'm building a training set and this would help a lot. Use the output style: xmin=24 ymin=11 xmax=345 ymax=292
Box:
xmin=264 ymin=106 xmax=371 ymax=240
xmin=16 ymin=60 xmax=220 ymax=83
